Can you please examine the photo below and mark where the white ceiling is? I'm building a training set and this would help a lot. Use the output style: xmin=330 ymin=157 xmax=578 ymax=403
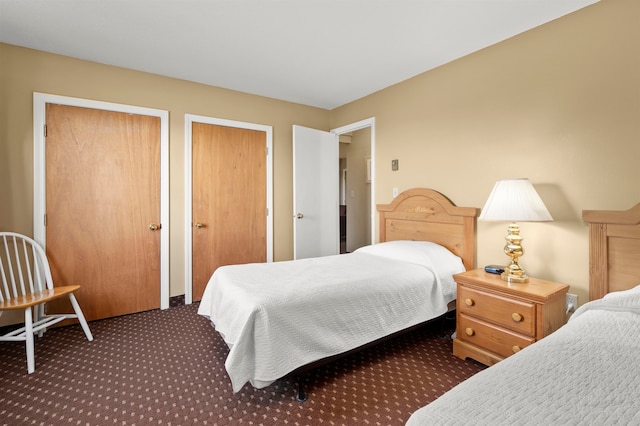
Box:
xmin=0 ymin=0 xmax=598 ymax=110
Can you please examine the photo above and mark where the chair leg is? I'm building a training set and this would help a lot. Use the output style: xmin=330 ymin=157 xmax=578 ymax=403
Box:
xmin=25 ymin=306 xmax=35 ymax=374
xmin=36 ymin=303 xmax=45 ymax=337
xmin=68 ymin=293 xmax=93 ymax=341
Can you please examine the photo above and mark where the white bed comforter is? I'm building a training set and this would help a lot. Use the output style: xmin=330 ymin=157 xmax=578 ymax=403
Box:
xmin=406 ymin=285 xmax=640 ymax=425
xmin=198 ymin=241 xmax=464 ymax=392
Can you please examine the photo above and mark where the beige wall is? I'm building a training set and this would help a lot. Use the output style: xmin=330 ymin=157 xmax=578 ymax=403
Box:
xmin=331 ymin=0 xmax=640 ymax=304
xmin=2 ymin=0 xmax=638 ymax=311
xmin=0 ymin=42 xmax=329 ymax=304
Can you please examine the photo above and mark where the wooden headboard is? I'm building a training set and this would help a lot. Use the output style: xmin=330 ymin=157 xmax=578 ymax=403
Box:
xmin=583 ymin=203 xmax=640 ymax=301
xmin=377 ymin=188 xmax=478 ymax=271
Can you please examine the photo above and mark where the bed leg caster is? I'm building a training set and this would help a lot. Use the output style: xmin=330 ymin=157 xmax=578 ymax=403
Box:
xmin=440 ymin=310 xmax=456 ymax=339
xmin=295 ymin=379 xmax=308 ymax=403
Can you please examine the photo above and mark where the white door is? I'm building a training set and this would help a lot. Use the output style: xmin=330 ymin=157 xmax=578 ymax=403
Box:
xmin=293 ymin=125 xmax=339 ymax=259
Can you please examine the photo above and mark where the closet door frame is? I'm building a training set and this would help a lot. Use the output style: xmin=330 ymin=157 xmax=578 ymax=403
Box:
xmin=33 ymin=92 xmax=171 ymax=310
xmin=184 ymin=114 xmax=273 ymax=305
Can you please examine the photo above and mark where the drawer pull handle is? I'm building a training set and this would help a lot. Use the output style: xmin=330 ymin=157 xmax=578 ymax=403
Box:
xmin=464 ymin=298 xmax=474 ymax=307
xmin=512 ymin=313 xmax=523 ymax=322
xmin=512 ymin=345 xmax=522 ymax=353
xmin=465 ymin=327 xmax=475 ymax=336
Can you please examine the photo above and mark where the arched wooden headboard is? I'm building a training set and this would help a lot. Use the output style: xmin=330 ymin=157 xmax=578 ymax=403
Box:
xmin=377 ymin=188 xmax=479 ymax=271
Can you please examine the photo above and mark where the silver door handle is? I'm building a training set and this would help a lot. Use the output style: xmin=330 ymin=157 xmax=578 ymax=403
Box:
xmin=295 ymin=213 xmax=304 ymax=219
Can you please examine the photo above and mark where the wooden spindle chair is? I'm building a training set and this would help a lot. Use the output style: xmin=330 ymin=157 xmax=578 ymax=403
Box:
xmin=0 ymin=232 xmax=93 ymax=373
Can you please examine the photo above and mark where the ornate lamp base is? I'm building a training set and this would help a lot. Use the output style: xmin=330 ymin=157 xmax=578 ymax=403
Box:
xmin=501 ymin=222 xmax=530 ymax=283
xmin=501 ymin=270 xmax=529 ymax=283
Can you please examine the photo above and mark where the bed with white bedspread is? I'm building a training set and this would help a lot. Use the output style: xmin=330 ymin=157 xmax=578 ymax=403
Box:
xmin=406 ymin=285 xmax=640 ymax=425
xmin=197 ymin=188 xmax=478 ymax=396
xmin=406 ymin=202 xmax=640 ymax=425
xmin=199 ymin=240 xmax=464 ymax=392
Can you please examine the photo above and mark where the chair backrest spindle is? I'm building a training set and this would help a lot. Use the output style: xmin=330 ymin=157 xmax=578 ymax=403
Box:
xmin=12 ymin=237 xmax=28 ymax=296
xmin=21 ymin=238 xmax=36 ymax=294
xmin=32 ymin=244 xmax=46 ymax=292
xmin=0 ymin=237 xmax=7 ymax=303
xmin=2 ymin=235 xmax=20 ymax=299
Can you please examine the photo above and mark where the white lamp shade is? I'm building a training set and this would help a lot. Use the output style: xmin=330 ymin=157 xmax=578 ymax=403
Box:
xmin=479 ymin=178 xmax=553 ymax=222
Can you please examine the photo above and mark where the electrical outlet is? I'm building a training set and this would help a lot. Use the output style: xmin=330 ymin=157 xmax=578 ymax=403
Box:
xmin=566 ymin=293 xmax=578 ymax=313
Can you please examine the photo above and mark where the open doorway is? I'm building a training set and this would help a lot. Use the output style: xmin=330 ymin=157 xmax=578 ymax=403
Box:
xmin=336 ymin=123 xmax=373 ymax=253
xmin=339 ymin=157 xmax=348 ymax=253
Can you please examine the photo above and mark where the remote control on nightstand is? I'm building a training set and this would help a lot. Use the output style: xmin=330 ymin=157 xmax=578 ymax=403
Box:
xmin=484 ymin=265 xmax=505 ymax=274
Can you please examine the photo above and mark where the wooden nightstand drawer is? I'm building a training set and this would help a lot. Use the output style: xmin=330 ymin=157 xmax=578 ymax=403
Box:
xmin=458 ymin=313 xmax=535 ymax=358
xmin=458 ymin=285 xmax=536 ymax=336
xmin=453 ymin=269 xmax=569 ymax=366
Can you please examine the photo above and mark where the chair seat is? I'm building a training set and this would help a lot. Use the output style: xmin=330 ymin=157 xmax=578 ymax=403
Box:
xmin=0 ymin=285 xmax=81 ymax=310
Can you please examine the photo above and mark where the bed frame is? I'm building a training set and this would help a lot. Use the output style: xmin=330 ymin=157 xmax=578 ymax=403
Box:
xmin=290 ymin=188 xmax=479 ymax=401
xmin=582 ymin=202 xmax=640 ymax=300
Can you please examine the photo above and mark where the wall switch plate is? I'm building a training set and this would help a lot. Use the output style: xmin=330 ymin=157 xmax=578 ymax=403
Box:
xmin=566 ymin=293 xmax=578 ymax=313
xmin=392 ymin=187 xmax=399 ymax=197
xmin=391 ymin=159 xmax=399 ymax=171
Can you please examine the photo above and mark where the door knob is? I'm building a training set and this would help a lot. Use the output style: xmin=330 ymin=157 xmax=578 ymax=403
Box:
xmin=296 ymin=213 xmax=304 ymax=219
xmin=148 ymin=223 xmax=161 ymax=231
xmin=195 ymin=222 xmax=205 ymax=228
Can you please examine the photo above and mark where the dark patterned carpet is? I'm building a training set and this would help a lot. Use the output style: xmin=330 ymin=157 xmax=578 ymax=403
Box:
xmin=0 ymin=298 xmax=485 ymax=425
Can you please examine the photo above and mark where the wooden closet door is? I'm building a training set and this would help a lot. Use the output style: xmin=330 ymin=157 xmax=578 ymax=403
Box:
xmin=192 ymin=123 xmax=267 ymax=301
xmin=45 ymin=103 xmax=161 ymax=320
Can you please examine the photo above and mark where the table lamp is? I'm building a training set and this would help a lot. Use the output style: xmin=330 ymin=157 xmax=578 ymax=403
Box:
xmin=479 ymin=178 xmax=553 ymax=283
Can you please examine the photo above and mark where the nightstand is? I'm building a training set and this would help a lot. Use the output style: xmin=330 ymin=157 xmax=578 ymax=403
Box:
xmin=452 ymin=268 xmax=569 ymax=366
